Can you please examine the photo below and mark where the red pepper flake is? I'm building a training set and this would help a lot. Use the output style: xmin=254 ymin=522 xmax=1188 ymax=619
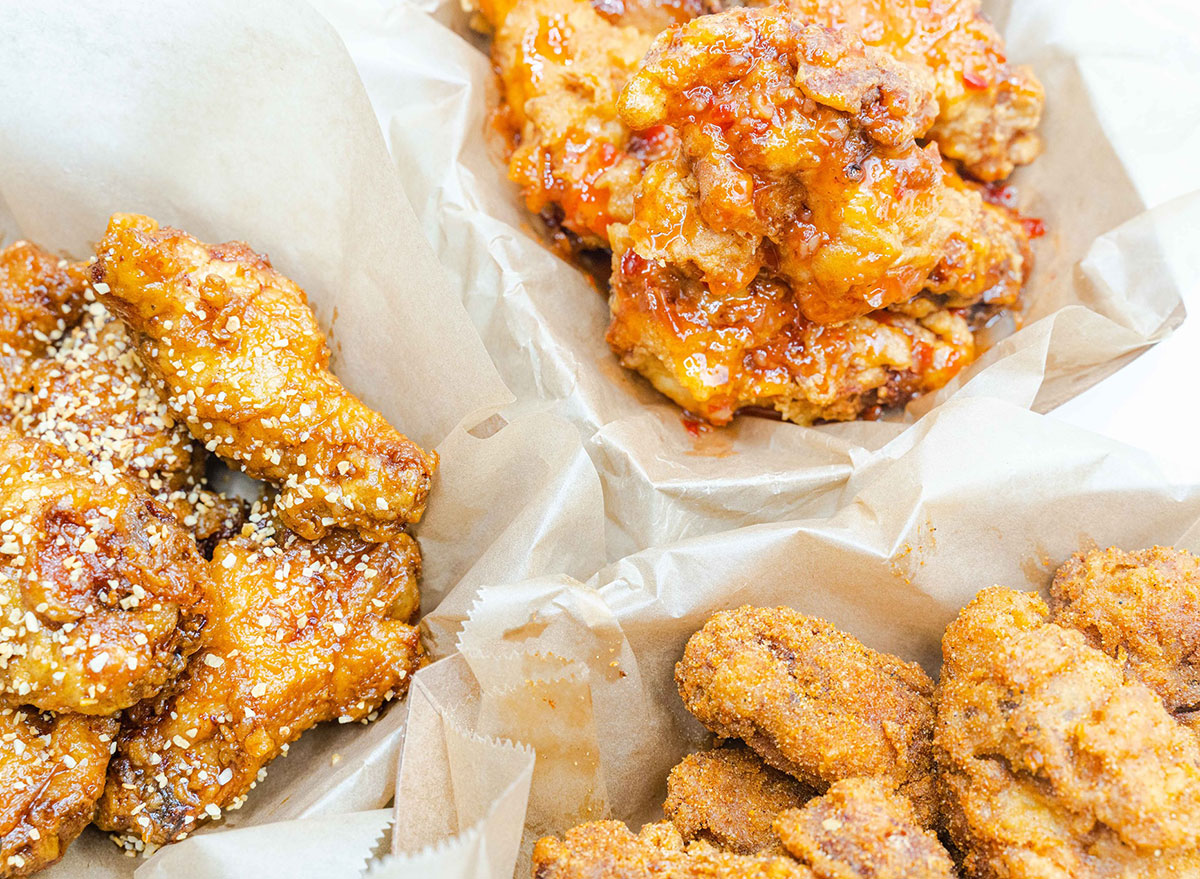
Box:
xmin=963 ymin=70 xmax=988 ymax=90
xmin=1020 ymin=216 xmax=1046 ymax=239
xmin=982 ymin=182 xmax=1018 ymax=209
xmin=681 ymin=413 xmax=709 ymax=438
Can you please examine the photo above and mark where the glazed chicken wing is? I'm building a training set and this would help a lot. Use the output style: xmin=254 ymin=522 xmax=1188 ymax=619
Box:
xmin=665 ymin=744 xmax=814 ymax=854
xmin=6 ymin=300 xmax=245 ymax=549
xmin=533 ymin=819 xmax=817 ymax=878
xmin=0 ymin=242 xmax=87 ymax=410
xmin=773 ymin=778 xmax=956 ymax=879
xmin=92 ymin=214 xmax=437 ymax=541
xmin=767 ymin=0 xmax=1044 ymax=182
xmin=617 ymin=8 xmax=1030 ymax=324
xmin=675 ymin=606 xmax=937 ymax=825
xmin=936 ymin=587 xmax=1200 ymax=878
xmin=0 ymin=708 xmax=116 ymax=878
xmin=493 ymin=0 xmax=675 ymax=250
xmin=95 ymin=507 xmax=424 ymax=846
xmin=1049 ymin=545 xmax=1200 ymax=726
xmin=0 ymin=428 xmax=210 ymax=716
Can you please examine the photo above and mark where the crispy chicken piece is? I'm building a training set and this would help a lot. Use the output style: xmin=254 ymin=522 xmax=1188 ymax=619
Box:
xmin=6 ymin=299 xmax=246 ymax=548
xmin=617 ymin=9 xmax=1030 ymax=324
xmin=95 ymin=506 xmax=424 ymax=846
xmin=0 ymin=428 xmax=210 ymax=716
xmin=774 ymin=778 xmax=956 ymax=879
xmin=92 ymin=214 xmax=437 ymax=542
xmin=665 ymin=744 xmax=814 ymax=854
xmin=0 ymin=707 xmax=116 ymax=878
xmin=608 ymin=248 xmax=975 ymax=425
xmin=936 ymin=587 xmax=1200 ymax=878
xmin=0 ymin=242 xmax=87 ymax=409
xmin=532 ymin=819 xmax=817 ymax=878
xmin=1049 ymin=545 xmax=1200 ymax=725
xmin=493 ymin=0 xmax=676 ymax=250
xmin=676 ymin=606 xmax=937 ymax=825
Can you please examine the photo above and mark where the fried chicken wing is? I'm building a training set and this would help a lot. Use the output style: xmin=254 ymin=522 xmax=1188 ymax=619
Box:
xmin=665 ymin=744 xmax=814 ymax=854
xmin=6 ymin=299 xmax=245 ymax=548
xmin=936 ymin=587 xmax=1200 ymax=878
xmin=532 ymin=819 xmax=817 ymax=878
xmin=0 ymin=428 xmax=210 ymax=716
xmin=767 ymin=0 xmax=1044 ymax=182
xmin=493 ymin=0 xmax=675 ymax=250
xmin=773 ymin=778 xmax=956 ymax=879
xmin=0 ymin=708 xmax=116 ymax=878
xmin=1049 ymin=545 xmax=1200 ymax=725
xmin=617 ymin=9 xmax=1029 ymax=324
xmin=92 ymin=214 xmax=437 ymax=542
xmin=676 ymin=606 xmax=937 ymax=825
xmin=0 ymin=242 xmax=87 ymax=409
xmin=608 ymin=249 xmax=975 ymax=425
xmin=95 ymin=507 xmax=424 ymax=846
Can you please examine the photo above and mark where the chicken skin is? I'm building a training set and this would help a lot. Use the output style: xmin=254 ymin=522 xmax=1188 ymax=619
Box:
xmin=936 ymin=587 xmax=1200 ymax=879
xmin=773 ymin=778 xmax=956 ymax=879
xmin=0 ymin=708 xmax=117 ymax=878
xmin=95 ymin=506 xmax=424 ymax=846
xmin=0 ymin=243 xmax=87 ymax=411
xmin=92 ymin=213 xmax=437 ymax=541
xmin=617 ymin=9 xmax=1030 ymax=324
xmin=533 ymin=819 xmax=817 ymax=878
xmin=665 ymin=744 xmax=814 ymax=854
xmin=6 ymin=300 xmax=245 ymax=550
xmin=1049 ymin=545 xmax=1200 ymax=727
xmin=676 ymin=606 xmax=937 ymax=825
xmin=0 ymin=428 xmax=210 ymax=716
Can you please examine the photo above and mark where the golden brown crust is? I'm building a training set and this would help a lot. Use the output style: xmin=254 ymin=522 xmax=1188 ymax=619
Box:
xmin=92 ymin=213 xmax=437 ymax=541
xmin=95 ymin=506 xmax=424 ymax=846
xmin=0 ymin=428 xmax=211 ymax=716
xmin=1049 ymin=545 xmax=1200 ymax=721
xmin=774 ymin=778 xmax=956 ymax=879
xmin=935 ymin=587 xmax=1200 ymax=878
xmin=0 ymin=708 xmax=116 ymax=878
xmin=532 ymin=819 xmax=817 ymax=878
xmin=676 ymin=606 xmax=937 ymax=825
xmin=665 ymin=744 xmax=814 ymax=854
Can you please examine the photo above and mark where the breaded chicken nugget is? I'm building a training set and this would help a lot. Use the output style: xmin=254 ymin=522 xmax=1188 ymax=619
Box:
xmin=676 ymin=606 xmax=937 ymax=825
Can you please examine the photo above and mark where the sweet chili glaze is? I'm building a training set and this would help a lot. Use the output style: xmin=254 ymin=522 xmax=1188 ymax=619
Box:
xmin=608 ymin=247 xmax=974 ymax=425
xmin=981 ymin=182 xmax=1046 ymax=239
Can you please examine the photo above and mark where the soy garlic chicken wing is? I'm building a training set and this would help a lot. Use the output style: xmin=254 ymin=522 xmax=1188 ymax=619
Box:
xmin=0 ymin=708 xmax=117 ymax=878
xmin=0 ymin=242 xmax=87 ymax=407
xmin=0 ymin=428 xmax=210 ymax=716
xmin=1050 ymin=545 xmax=1200 ymax=724
xmin=773 ymin=778 xmax=956 ymax=879
xmin=96 ymin=511 xmax=424 ymax=846
xmin=493 ymin=0 xmax=676 ymax=250
xmin=936 ymin=588 xmax=1200 ymax=879
xmin=676 ymin=606 xmax=938 ymax=825
xmin=617 ymin=9 xmax=1030 ymax=324
xmin=92 ymin=213 xmax=437 ymax=541
xmin=665 ymin=744 xmax=814 ymax=854
xmin=533 ymin=819 xmax=817 ymax=878
xmin=6 ymin=300 xmax=245 ymax=548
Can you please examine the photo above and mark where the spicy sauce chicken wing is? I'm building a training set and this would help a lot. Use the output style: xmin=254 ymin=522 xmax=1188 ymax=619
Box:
xmin=936 ymin=587 xmax=1200 ymax=878
xmin=617 ymin=9 xmax=1030 ymax=324
xmin=0 ymin=708 xmax=116 ymax=878
xmin=96 ymin=507 xmax=424 ymax=846
xmin=92 ymin=214 xmax=437 ymax=542
xmin=665 ymin=744 xmax=814 ymax=854
xmin=0 ymin=428 xmax=210 ymax=716
xmin=676 ymin=606 xmax=937 ymax=825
